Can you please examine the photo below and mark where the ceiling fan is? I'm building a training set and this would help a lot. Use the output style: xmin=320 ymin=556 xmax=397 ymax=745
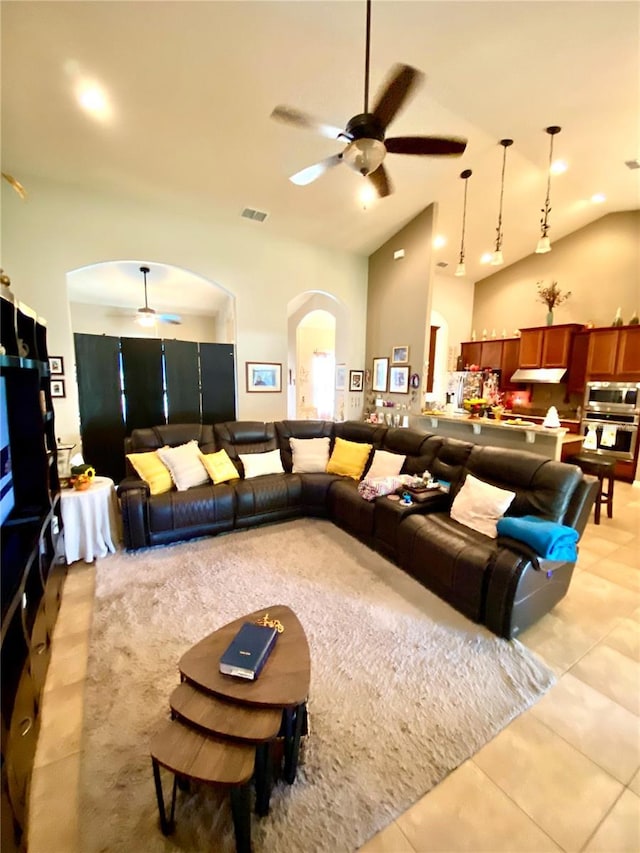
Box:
xmin=135 ymin=266 xmax=181 ymax=327
xmin=271 ymin=0 xmax=467 ymax=197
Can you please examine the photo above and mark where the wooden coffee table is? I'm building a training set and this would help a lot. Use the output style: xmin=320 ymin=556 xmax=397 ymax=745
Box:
xmin=151 ymin=604 xmax=311 ymax=852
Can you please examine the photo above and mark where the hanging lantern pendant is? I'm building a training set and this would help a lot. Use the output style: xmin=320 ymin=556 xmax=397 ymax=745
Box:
xmin=536 ymin=126 xmax=561 ymax=254
xmin=491 ymin=139 xmax=513 ymax=266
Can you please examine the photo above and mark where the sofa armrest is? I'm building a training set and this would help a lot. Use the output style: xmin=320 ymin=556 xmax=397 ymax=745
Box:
xmin=118 ymin=478 xmax=151 ymax=550
xmin=496 ymin=536 xmax=569 ymax=573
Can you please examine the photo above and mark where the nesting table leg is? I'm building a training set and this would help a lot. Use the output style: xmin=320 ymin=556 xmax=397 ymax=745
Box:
xmin=151 ymin=759 xmax=177 ymax=835
xmin=254 ymin=742 xmax=273 ymax=816
xmin=283 ymin=702 xmax=306 ymax=785
xmin=230 ymin=783 xmax=252 ymax=853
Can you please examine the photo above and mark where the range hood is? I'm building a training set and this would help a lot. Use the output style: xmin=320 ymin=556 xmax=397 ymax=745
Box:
xmin=510 ymin=368 xmax=567 ymax=384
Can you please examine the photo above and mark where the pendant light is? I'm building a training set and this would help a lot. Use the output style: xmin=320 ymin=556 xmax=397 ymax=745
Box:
xmin=536 ymin=125 xmax=561 ymax=254
xmin=491 ymin=138 xmax=513 ymax=266
xmin=137 ymin=266 xmax=156 ymax=327
xmin=454 ymin=169 xmax=472 ymax=276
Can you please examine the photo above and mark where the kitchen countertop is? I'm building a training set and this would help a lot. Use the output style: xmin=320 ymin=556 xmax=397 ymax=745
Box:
xmin=419 ymin=412 xmax=568 ymax=435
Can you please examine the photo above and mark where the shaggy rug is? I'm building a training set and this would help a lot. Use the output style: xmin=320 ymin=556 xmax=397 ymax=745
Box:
xmin=78 ymin=518 xmax=555 ymax=852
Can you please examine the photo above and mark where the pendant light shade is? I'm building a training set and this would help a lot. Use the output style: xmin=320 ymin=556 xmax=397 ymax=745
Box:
xmin=454 ymin=169 xmax=472 ymax=277
xmin=491 ymin=139 xmax=513 ymax=266
xmin=536 ymin=125 xmax=561 ymax=254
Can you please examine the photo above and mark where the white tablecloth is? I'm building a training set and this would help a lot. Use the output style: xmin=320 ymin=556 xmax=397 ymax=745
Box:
xmin=60 ymin=476 xmax=121 ymax=564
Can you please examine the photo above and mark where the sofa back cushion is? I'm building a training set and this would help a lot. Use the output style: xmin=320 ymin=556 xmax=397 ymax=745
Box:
xmin=333 ymin=421 xmax=387 ymax=450
xmin=214 ymin=421 xmax=278 ymax=476
xmin=275 ymin=420 xmax=334 ymax=472
xmin=430 ymin=438 xmax=474 ymax=487
xmin=381 ymin=428 xmax=443 ymax=476
xmin=463 ymin=446 xmax=582 ymax=522
xmin=126 ymin=424 xmax=216 ymax=455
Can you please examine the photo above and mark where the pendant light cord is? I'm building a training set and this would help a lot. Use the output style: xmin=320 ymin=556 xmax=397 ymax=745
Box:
xmin=459 ymin=171 xmax=471 ymax=262
xmin=495 ymin=141 xmax=510 ymax=251
xmin=364 ymin=0 xmax=371 ymax=113
xmin=540 ymin=131 xmax=556 ymax=236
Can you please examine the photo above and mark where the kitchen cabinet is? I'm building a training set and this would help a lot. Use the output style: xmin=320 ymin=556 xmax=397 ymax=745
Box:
xmin=566 ymin=332 xmax=590 ymax=394
xmin=518 ymin=324 xmax=583 ymax=369
xmin=586 ymin=325 xmax=640 ymax=380
xmin=459 ymin=337 xmax=521 ymax=390
xmin=500 ymin=338 xmax=522 ymax=390
xmin=459 ymin=341 xmax=481 ymax=368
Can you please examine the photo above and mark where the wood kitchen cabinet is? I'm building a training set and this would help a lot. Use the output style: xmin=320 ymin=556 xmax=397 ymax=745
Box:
xmin=500 ymin=338 xmax=521 ymax=390
xmin=459 ymin=341 xmax=482 ymax=369
xmin=586 ymin=325 xmax=640 ymax=380
xmin=458 ymin=337 xmax=521 ymax=389
xmin=518 ymin=324 xmax=583 ymax=369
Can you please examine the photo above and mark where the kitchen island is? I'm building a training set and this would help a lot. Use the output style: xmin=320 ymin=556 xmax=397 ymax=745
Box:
xmin=411 ymin=412 xmax=579 ymax=461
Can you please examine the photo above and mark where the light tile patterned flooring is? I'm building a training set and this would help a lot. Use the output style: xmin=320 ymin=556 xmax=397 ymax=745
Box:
xmin=28 ymin=483 xmax=640 ymax=852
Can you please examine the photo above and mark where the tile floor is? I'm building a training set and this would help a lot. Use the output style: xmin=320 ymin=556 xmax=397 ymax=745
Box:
xmin=27 ymin=483 xmax=639 ymax=853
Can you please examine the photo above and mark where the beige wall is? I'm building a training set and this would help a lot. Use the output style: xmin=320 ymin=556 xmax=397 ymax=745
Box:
xmin=472 ymin=211 xmax=640 ymax=334
xmin=431 ymin=271 xmax=475 ymax=402
xmin=366 ymin=205 xmax=436 ymax=412
xmin=70 ymin=301 xmax=220 ymax=343
xmin=2 ymin=176 xmax=368 ymax=447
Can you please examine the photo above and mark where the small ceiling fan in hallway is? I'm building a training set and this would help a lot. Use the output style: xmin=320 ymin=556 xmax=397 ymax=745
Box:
xmin=135 ymin=266 xmax=181 ymax=327
xmin=271 ymin=0 xmax=467 ymax=197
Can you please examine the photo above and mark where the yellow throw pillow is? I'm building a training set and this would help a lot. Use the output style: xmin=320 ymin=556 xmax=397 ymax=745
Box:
xmin=126 ymin=451 xmax=173 ymax=495
xmin=326 ymin=437 xmax=372 ymax=480
xmin=199 ymin=448 xmax=240 ymax=485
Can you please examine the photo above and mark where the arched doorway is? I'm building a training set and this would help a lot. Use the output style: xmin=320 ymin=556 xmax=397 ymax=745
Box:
xmin=296 ymin=310 xmax=336 ymax=419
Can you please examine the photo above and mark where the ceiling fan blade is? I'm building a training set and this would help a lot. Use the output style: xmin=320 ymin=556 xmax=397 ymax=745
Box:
xmin=372 ymin=64 xmax=424 ymax=131
xmin=271 ymin=106 xmax=346 ymax=141
xmin=385 ymin=136 xmax=467 ymax=157
xmin=159 ymin=313 xmax=182 ymax=325
xmin=2 ymin=171 xmax=27 ymax=199
xmin=367 ymin=163 xmax=392 ymax=198
xmin=289 ymin=153 xmax=343 ymax=186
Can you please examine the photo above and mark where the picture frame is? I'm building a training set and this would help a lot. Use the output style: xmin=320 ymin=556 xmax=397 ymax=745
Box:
xmin=349 ymin=370 xmax=364 ymax=392
xmin=389 ymin=365 xmax=410 ymax=394
xmin=335 ymin=363 xmax=346 ymax=391
xmin=372 ymin=357 xmax=389 ymax=393
xmin=246 ymin=362 xmax=282 ymax=393
xmin=50 ymin=378 xmax=66 ymax=398
xmin=391 ymin=345 xmax=409 ymax=364
xmin=49 ymin=356 xmax=64 ymax=375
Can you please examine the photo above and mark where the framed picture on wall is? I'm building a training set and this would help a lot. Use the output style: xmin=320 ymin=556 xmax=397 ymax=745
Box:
xmin=49 ymin=356 xmax=64 ymax=375
xmin=51 ymin=379 xmax=66 ymax=398
xmin=372 ymin=357 xmax=389 ymax=392
xmin=389 ymin=365 xmax=409 ymax=394
xmin=391 ymin=345 xmax=409 ymax=364
xmin=246 ymin=362 xmax=282 ymax=393
xmin=335 ymin=363 xmax=346 ymax=391
xmin=349 ymin=370 xmax=364 ymax=392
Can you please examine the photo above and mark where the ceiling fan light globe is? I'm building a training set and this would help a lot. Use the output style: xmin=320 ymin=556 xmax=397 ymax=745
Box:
xmin=342 ymin=138 xmax=386 ymax=177
xmin=137 ymin=307 xmax=156 ymax=327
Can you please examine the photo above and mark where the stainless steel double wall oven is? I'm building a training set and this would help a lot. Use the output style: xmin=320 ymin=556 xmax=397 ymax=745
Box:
xmin=581 ymin=382 xmax=639 ymax=460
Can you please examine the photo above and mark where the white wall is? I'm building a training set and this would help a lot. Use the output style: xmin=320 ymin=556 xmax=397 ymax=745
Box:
xmin=431 ymin=271 xmax=475 ymax=399
xmin=2 ymin=176 xmax=368 ymax=446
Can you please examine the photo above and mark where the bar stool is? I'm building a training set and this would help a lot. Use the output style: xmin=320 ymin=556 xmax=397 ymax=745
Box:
xmin=566 ymin=454 xmax=615 ymax=525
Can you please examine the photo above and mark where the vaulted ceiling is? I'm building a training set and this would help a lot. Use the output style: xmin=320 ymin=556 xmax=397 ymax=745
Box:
xmin=3 ymin=1 xmax=639 ymax=305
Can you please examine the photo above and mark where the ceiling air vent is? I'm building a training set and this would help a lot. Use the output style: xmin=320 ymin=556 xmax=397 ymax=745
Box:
xmin=625 ymin=159 xmax=640 ymax=170
xmin=436 ymin=261 xmax=448 ymax=268
xmin=241 ymin=207 xmax=268 ymax=222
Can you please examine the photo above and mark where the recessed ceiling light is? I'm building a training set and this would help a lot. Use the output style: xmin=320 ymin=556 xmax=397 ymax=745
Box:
xmin=480 ymin=252 xmax=493 ymax=264
xmin=550 ymin=160 xmax=568 ymax=175
xmin=625 ymin=159 xmax=640 ymax=170
xmin=75 ymin=79 xmax=112 ymax=121
xmin=591 ymin=193 xmax=606 ymax=204
xmin=433 ymin=235 xmax=447 ymax=249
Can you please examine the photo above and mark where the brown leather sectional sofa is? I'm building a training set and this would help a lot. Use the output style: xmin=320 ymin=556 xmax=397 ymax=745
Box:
xmin=118 ymin=419 xmax=597 ymax=639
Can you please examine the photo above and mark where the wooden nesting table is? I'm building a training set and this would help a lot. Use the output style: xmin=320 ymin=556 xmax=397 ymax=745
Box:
xmin=150 ymin=605 xmax=310 ymax=852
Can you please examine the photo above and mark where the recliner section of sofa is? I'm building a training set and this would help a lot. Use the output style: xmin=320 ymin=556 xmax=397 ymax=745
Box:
xmin=117 ymin=419 xmax=598 ymax=638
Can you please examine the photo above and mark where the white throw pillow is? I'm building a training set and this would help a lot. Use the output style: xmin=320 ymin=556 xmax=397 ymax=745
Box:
xmin=366 ymin=449 xmax=406 ymax=479
xmin=156 ymin=441 xmax=210 ymax=491
xmin=239 ymin=449 xmax=285 ymax=479
xmin=450 ymin=473 xmax=516 ymax=539
xmin=290 ymin=437 xmax=330 ymax=473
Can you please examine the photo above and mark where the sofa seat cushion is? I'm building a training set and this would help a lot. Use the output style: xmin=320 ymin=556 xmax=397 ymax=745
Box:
xmin=327 ymin=477 xmax=376 ymax=539
xmin=148 ymin=483 xmax=235 ymax=533
xmin=232 ymin=473 xmax=303 ymax=527
xmin=298 ymin=473 xmax=342 ymax=514
xmin=398 ymin=513 xmax=498 ymax=621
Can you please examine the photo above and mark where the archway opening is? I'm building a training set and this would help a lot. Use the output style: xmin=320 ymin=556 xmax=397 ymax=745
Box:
xmin=296 ymin=310 xmax=336 ymax=419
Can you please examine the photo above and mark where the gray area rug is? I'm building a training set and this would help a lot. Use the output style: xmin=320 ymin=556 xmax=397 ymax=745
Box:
xmin=79 ymin=518 xmax=555 ymax=852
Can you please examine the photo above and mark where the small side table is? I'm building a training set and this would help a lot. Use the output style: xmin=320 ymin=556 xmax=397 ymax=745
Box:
xmin=59 ymin=476 xmax=121 ymax=564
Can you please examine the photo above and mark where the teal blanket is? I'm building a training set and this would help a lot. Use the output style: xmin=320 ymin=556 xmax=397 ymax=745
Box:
xmin=497 ymin=515 xmax=578 ymax=561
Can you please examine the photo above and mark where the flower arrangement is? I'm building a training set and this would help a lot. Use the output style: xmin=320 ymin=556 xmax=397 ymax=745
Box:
xmin=537 ymin=280 xmax=571 ymax=310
